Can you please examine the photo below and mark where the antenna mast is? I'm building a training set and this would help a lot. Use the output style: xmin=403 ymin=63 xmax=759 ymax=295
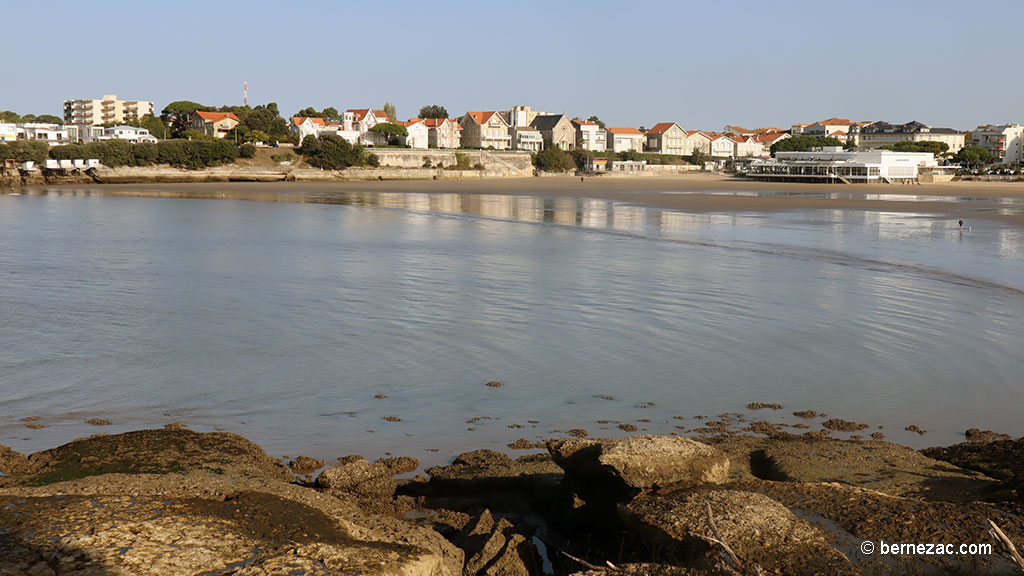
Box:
xmin=243 ymin=81 xmax=248 ymax=107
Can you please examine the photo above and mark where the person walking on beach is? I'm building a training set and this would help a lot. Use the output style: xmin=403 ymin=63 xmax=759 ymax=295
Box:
xmin=959 ymin=219 xmax=964 ymax=229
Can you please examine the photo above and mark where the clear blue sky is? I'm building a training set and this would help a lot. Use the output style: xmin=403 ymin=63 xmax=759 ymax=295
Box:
xmin=6 ymin=0 xmax=1022 ymax=130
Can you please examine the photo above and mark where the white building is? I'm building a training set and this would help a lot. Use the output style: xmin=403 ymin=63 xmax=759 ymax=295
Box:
xmin=732 ymin=135 xmax=765 ymax=157
xmin=290 ymin=116 xmax=328 ymax=142
xmin=510 ymin=125 xmax=543 ymax=152
xmin=572 ymin=118 xmax=606 ymax=152
xmin=16 ymin=123 xmax=71 ymax=146
xmin=707 ymin=133 xmax=736 ymax=158
xmin=605 ymin=127 xmax=644 ymax=152
xmin=970 ymin=124 xmax=1024 ymax=164
xmin=747 ymin=147 xmax=942 ymax=183
xmin=0 ymin=123 xmax=15 ymax=142
xmin=63 ymin=94 xmax=154 ymax=126
xmin=400 ymin=119 xmax=430 ymax=149
xmin=98 ymin=126 xmax=157 ymax=143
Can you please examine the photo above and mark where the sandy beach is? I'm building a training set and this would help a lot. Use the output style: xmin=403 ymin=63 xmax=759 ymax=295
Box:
xmin=25 ymin=174 xmax=1024 ymax=226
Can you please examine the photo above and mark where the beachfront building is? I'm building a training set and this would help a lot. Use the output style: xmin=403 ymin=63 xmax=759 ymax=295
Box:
xmin=790 ymin=123 xmax=808 ymax=135
xmin=706 ymin=133 xmax=736 ymax=158
xmin=747 ymin=147 xmax=943 ymax=183
xmin=461 ymin=111 xmax=510 ymax=149
xmin=681 ymin=130 xmax=711 ymax=156
xmin=732 ymin=135 xmax=765 ymax=157
xmin=853 ymin=121 xmax=965 ymax=154
xmin=530 ymin=113 xmax=575 ymax=150
xmin=99 ymin=126 xmax=157 ymax=143
xmin=399 ymin=119 xmax=430 ymax=149
xmin=572 ymin=118 xmax=606 ymax=152
xmin=970 ymin=124 xmax=1024 ymax=164
xmin=423 ymin=118 xmax=461 ymax=149
xmin=190 ymin=111 xmax=240 ymax=138
xmin=347 ymin=109 xmax=389 ymax=133
xmin=645 ymin=123 xmax=686 ymax=155
xmin=16 ymin=123 xmax=71 ymax=146
xmin=605 ymin=127 xmax=644 ymax=153
xmin=510 ymin=124 xmax=543 ymax=152
xmin=755 ymin=131 xmax=790 ymax=152
xmin=63 ymin=95 xmax=154 ymax=126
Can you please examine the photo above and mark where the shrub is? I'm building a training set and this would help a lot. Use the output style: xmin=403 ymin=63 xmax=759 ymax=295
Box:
xmin=532 ymin=146 xmax=576 ymax=172
xmin=366 ymin=153 xmax=380 ymax=167
xmin=240 ymin=143 xmax=257 ymax=158
xmin=1 ymin=141 xmax=49 ymax=163
xmin=133 ymin=142 xmax=158 ymax=166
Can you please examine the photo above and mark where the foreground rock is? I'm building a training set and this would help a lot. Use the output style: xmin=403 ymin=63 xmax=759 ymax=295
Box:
xmin=623 ymin=489 xmax=856 ymax=575
xmin=454 ymin=509 xmax=542 ymax=576
xmin=2 ymin=429 xmax=291 ymax=487
xmin=709 ymin=435 xmax=998 ymax=501
xmin=923 ymin=437 xmax=1024 ymax=500
xmin=316 ymin=454 xmax=419 ymax=514
xmin=0 ymin=430 xmax=461 ymax=576
xmin=548 ymin=435 xmax=729 ymax=497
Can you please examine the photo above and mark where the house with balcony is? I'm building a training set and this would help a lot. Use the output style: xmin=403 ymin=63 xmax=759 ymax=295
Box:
xmin=510 ymin=124 xmax=543 ymax=152
xmin=422 ymin=118 xmax=461 ymax=149
xmin=682 ymin=130 xmax=712 ymax=156
xmin=802 ymin=118 xmax=854 ymax=139
xmin=190 ymin=111 xmax=240 ymax=138
xmin=290 ymin=116 xmax=328 ymax=142
xmin=16 ymin=123 xmax=70 ymax=146
xmin=644 ymin=122 xmax=686 ymax=155
xmin=732 ymin=135 xmax=765 ymax=157
xmin=605 ymin=127 xmax=644 ymax=153
xmin=461 ymin=111 xmax=510 ymax=149
xmin=706 ymin=132 xmax=736 ymax=158
xmin=970 ymin=124 xmax=1024 ymax=164
xmin=572 ymin=118 xmax=606 ymax=152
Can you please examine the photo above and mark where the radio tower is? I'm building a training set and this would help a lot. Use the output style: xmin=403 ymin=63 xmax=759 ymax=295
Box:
xmin=243 ymin=81 xmax=248 ymax=107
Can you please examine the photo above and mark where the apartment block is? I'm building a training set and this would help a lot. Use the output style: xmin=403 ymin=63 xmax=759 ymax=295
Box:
xmin=63 ymin=94 xmax=154 ymax=126
xmin=970 ymin=124 xmax=1024 ymax=164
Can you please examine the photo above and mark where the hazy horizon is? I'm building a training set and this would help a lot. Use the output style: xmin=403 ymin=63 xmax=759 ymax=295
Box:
xmin=5 ymin=0 xmax=1022 ymax=131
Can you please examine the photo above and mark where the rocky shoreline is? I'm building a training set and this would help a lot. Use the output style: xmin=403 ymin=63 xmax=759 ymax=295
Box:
xmin=2 ymin=427 xmax=1022 ymax=575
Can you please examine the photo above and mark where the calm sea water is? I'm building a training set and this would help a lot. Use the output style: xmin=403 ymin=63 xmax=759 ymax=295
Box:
xmin=1 ymin=190 xmax=1022 ymax=465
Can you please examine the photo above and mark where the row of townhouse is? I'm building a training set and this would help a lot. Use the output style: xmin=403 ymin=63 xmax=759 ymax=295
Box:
xmin=789 ymin=117 xmax=968 ymax=154
xmin=641 ymin=122 xmax=791 ymax=158
xmin=0 ymin=122 xmax=156 ymax=145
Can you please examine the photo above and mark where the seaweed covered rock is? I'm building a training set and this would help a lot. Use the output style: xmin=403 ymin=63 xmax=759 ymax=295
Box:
xmin=547 ymin=435 xmax=729 ymax=495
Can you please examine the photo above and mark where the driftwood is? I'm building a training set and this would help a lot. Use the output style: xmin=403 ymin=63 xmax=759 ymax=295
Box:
xmin=988 ymin=518 xmax=1024 ymax=573
xmin=560 ymin=550 xmax=625 ymax=573
xmin=705 ymin=501 xmax=764 ymax=576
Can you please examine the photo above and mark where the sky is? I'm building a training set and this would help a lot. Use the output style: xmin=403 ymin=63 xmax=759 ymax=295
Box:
xmin=5 ymin=0 xmax=1023 ymax=130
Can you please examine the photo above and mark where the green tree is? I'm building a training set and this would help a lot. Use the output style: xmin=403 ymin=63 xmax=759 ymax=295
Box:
xmin=617 ymin=149 xmax=643 ymax=162
xmin=383 ymin=102 xmax=397 ymax=122
xmin=418 ymin=105 xmax=448 ymax=119
xmin=878 ymin=140 xmax=949 ymax=156
xmin=0 ymin=110 xmax=21 ymax=122
xmin=369 ymin=122 xmax=408 ymax=145
xmin=770 ymin=136 xmax=844 ymax=155
xmin=239 ymin=143 xmax=257 ymax=158
xmin=586 ymin=115 xmax=606 ymax=129
xmin=33 ymin=114 xmax=63 ymax=124
xmin=955 ymin=146 xmax=994 ymax=168
xmin=532 ymin=146 xmax=576 ymax=172
xmin=243 ymin=104 xmax=288 ymax=137
xmin=570 ymin=148 xmax=594 ymax=170
xmin=161 ymin=101 xmax=207 ymax=136
xmin=690 ymin=148 xmax=711 ymax=165
xmin=299 ymin=134 xmax=370 ymax=170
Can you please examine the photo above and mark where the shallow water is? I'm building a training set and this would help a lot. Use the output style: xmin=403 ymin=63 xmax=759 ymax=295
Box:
xmin=1 ymin=191 xmax=1022 ymax=465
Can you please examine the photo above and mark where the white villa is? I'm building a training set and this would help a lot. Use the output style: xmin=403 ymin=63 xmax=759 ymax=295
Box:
xmin=605 ymin=127 xmax=644 ymax=152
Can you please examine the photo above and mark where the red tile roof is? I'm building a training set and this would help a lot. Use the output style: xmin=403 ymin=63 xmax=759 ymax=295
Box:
xmin=646 ymin=122 xmax=680 ymax=135
xmin=685 ymin=130 xmax=709 ymax=138
xmin=464 ymin=111 xmax=500 ymax=125
xmin=572 ymin=118 xmax=598 ymax=126
xmin=292 ymin=116 xmax=326 ymax=126
xmin=755 ymin=132 xmax=788 ymax=143
xmin=606 ymin=126 xmax=643 ymax=135
xmin=195 ymin=111 xmax=239 ymax=123
xmin=816 ymin=117 xmax=852 ymax=126
xmin=347 ymin=109 xmax=390 ymax=122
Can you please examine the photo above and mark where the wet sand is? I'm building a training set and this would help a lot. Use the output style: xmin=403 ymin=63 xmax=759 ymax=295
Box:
xmin=23 ymin=174 xmax=1024 ymax=226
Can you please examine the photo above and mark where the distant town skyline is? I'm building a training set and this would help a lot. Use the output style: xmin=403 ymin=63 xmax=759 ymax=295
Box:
xmin=5 ymin=0 xmax=1023 ymax=131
